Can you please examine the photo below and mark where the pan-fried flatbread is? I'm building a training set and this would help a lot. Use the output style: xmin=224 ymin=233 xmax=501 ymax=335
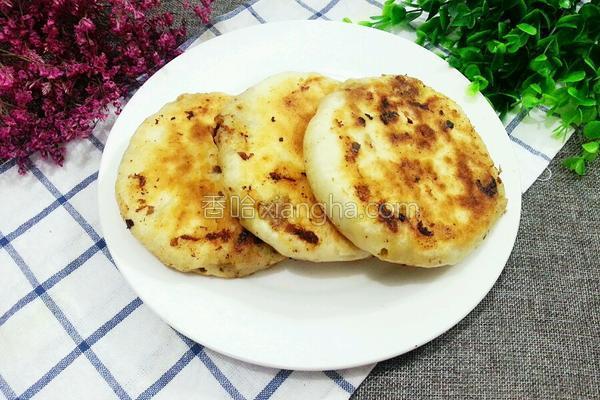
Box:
xmin=304 ymin=75 xmax=507 ymax=267
xmin=216 ymin=73 xmax=368 ymax=262
xmin=115 ymin=93 xmax=284 ymax=278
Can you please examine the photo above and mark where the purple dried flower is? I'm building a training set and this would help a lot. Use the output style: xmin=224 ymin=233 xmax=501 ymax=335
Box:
xmin=193 ymin=4 xmax=212 ymax=23
xmin=0 ymin=0 xmax=214 ymax=173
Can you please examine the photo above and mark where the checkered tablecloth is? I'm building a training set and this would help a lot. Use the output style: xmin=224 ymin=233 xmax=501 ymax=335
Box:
xmin=0 ymin=1 xmax=571 ymax=399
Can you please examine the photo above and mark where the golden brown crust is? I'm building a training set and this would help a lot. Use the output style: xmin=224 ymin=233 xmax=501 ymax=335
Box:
xmin=115 ymin=93 xmax=284 ymax=278
xmin=304 ymin=75 xmax=507 ymax=266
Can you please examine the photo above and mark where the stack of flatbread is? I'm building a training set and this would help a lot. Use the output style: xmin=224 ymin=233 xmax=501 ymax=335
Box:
xmin=116 ymin=73 xmax=507 ymax=278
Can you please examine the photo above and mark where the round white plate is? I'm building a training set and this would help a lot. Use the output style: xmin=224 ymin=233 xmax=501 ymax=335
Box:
xmin=98 ymin=20 xmax=521 ymax=371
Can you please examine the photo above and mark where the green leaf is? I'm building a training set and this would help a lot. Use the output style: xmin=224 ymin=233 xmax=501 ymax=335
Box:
xmin=583 ymin=151 xmax=598 ymax=162
xmin=415 ymin=29 xmax=427 ymax=45
xmin=559 ymin=0 xmax=571 ymax=9
xmin=563 ymin=156 xmax=586 ymax=175
xmin=382 ymin=1 xmax=394 ymax=18
xmin=458 ymin=46 xmax=482 ymax=61
xmin=560 ymin=70 xmax=586 ymax=83
xmin=529 ymin=83 xmax=542 ymax=94
xmin=463 ymin=64 xmax=481 ymax=80
xmin=450 ymin=14 xmax=472 ymax=28
xmin=563 ymin=157 xmax=585 ymax=176
xmin=468 ymin=81 xmax=480 ymax=95
xmin=580 ymin=3 xmax=600 ymax=20
xmin=582 ymin=141 xmax=599 ymax=154
xmin=405 ymin=10 xmax=423 ymax=22
xmin=418 ymin=17 xmax=440 ymax=34
xmin=466 ymin=30 xmax=492 ymax=44
xmin=498 ymin=21 xmax=509 ymax=36
xmin=342 ymin=17 xmax=352 ymax=23
xmin=439 ymin=6 xmax=449 ymax=30
xmin=530 ymin=54 xmax=552 ymax=77
xmin=390 ymin=4 xmax=407 ymax=24
xmin=531 ymin=54 xmax=547 ymax=63
xmin=583 ymin=121 xmax=600 ymax=139
xmin=556 ymin=14 xmax=580 ymax=29
xmin=523 ymin=9 xmax=551 ymax=29
xmin=567 ymin=87 xmax=597 ymax=107
xmin=425 ymin=0 xmax=441 ymax=19
xmin=575 ymin=158 xmax=586 ymax=175
xmin=517 ymin=23 xmax=537 ymax=35
xmin=579 ymin=107 xmax=598 ymax=125
xmin=487 ymin=40 xmax=506 ymax=54
xmin=522 ymin=94 xmax=540 ymax=108
xmin=474 ymin=75 xmax=489 ymax=91
xmin=505 ymin=32 xmax=529 ymax=53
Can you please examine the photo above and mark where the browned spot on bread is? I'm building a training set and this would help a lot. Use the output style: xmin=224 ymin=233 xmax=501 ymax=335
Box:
xmin=378 ymin=202 xmax=398 ymax=233
xmin=417 ymin=124 xmax=435 ymax=138
xmin=269 ymin=171 xmax=296 ymax=182
xmin=416 ymin=124 xmax=436 ymax=149
xmin=285 ymin=223 xmax=319 ymax=244
xmin=336 ymin=119 xmax=344 ymax=128
xmin=135 ymin=201 xmax=154 ymax=216
xmin=258 ymin=200 xmax=290 ymax=227
xmin=393 ymin=75 xmax=420 ymax=97
xmin=205 ymin=229 xmax=232 ymax=241
xmin=212 ymin=165 xmax=222 ymax=173
xmin=390 ymin=132 xmax=410 ymax=144
xmin=180 ymin=234 xmax=200 ymax=241
xmin=238 ymin=152 xmax=254 ymax=160
xmin=345 ymin=141 xmax=361 ymax=162
xmin=409 ymin=100 xmax=430 ymax=111
xmin=380 ymin=111 xmax=399 ymax=125
xmin=234 ymin=229 xmax=263 ymax=250
xmin=271 ymin=116 xmax=276 ymax=122
xmin=456 ymin=154 xmax=492 ymax=217
xmin=125 ymin=219 xmax=134 ymax=229
xmin=185 ymin=111 xmax=194 ymax=120
xmin=417 ymin=221 xmax=433 ymax=236
xmin=357 ymin=116 xmax=366 ymax=127
xmin=131 ymin=173 xmax=146 ymax=189
xmin=365 ymin=113 xmax=373 ymax=120
xmin=476 ymin=177 xmax=498 ymax=197
xmin=379 ymin=97 xmax=399 ymax=125
xmin=355 ymin=184 xmax=370 ymax=201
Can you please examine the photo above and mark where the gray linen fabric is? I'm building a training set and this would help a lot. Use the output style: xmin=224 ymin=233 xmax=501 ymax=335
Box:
xmin=163 ymin=1 xmax=600 ymax=398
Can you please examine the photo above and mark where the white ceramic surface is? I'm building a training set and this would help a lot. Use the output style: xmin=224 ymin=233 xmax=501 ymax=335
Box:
xmin=98 ymin=20 xmax=522 ymax=371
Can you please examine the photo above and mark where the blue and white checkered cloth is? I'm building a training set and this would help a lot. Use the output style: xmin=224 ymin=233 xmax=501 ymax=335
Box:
xmin=0 ymin=0 xmax=570 ymax=399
